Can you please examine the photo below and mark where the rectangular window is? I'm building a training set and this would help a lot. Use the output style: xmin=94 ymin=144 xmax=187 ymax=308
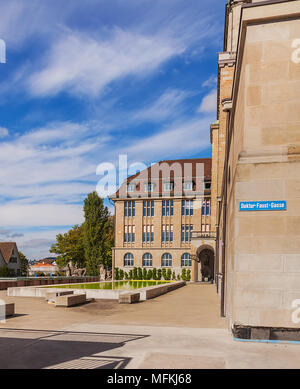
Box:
xmin=162 ymin=200 xmax=173 ymax=217
xmin=206 ymin=200 xmax=210 ymax=216
xmin=125 ymin=201 xmax=135 ymax=217
xmin=181 ymin=225 xmax=193 ymax=242
xmin=183 ymin=181 xmax=193 ymax=191
xmin=143 ymin=225 xmax=154 ymax=243
xmin=143 ymin=200 xmax=154 ymax=217
xmin=182 ymin=200 xmax=194 ymax=216
xmin=201 ymin=200 xmax=210 ymax=216
xmin=144 ymin=183 xmax=154 ymax=192
xmin=163 ymin=182 xmax=174 ymax=191
xmin=127 ymin=183 xmax=136 ymax=192
xmin=162 ymin=225 xmax=173 ymax=243
xmin=124 ymin=225 xmax=135 ymax=242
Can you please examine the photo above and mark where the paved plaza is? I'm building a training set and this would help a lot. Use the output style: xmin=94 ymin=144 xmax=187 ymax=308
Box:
xmin=0 ymin=284 xmax=300 ymax=369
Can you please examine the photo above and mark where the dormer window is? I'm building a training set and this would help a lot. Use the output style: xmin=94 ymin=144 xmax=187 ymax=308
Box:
xmin=144 ymin=183 xmax=154 ymax=192
xmin=205 ymin=181 xmax=211 ymax=190
xmin=163 ymin=182 xmax=174 ymax=191
xmin=183 ymin=181 xmax=193 ymax=191
xmin=127 ymin=183 xmax=136 ymax=193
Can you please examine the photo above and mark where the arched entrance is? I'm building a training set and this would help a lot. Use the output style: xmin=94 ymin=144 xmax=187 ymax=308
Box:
xmin=192 ymin=245 xmax=215 ymax=282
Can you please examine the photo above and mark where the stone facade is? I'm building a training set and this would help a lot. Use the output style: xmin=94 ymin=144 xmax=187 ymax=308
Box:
xmin=112 ymin=159 xmax=212 ymax=278
xmin=211 ymin=0 xmax=300 ymax=332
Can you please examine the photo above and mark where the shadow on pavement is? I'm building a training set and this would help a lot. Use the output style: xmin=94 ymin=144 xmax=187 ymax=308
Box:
xmin=0 ymin=328 xmax=148 ymax=369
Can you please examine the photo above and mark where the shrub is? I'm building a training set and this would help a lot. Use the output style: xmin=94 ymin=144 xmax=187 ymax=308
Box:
xmin=133 ymin=267 xmax=138 ymax=280
xmin=124 ymin=272 xmax=129 ymax=280
xmin=37 ymin=272 xmax=45 ymax=277
xmin=157 ymin=268 xmax=162 ymax=280
xmin=119 ymin=269 xmax=124 ymax=280
xmin=0 ymin=266 xmax=12 ymax=277
xmin=147 ymin=269 xmax=153 ymax=280
xmin=114 ymin=267 xmax=120 ymax=280
xmin=129 ymin=270 xmax=133 ymax=280
xmin=142 ymin=268 xmax=148 ymax=280
xmin=162 ymin=268 xmax=167 ymax=280
xmin=172 ymin=271 xmax=176 ymax=280
xmin=181 ymin=268 xmax=186 ymax=281
xmin=167 ymin=269 xmax=172 ymax=281
xmin=186 ymin=269 xmax=191 ymax=281
xmin=177 ymin=274 xmax=181 ymax=280
xmin=137 ymin=267 xmax=143 ymax=280
xmin=152 ymin=268 xmax=157 ymax=280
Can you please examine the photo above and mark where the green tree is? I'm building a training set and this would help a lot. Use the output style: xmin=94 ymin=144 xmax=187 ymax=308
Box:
xmin=83 ymin=192 xmax=110 ymax=276
xmin=18 ymin=251 xmax=29 ymax=276
xmin=50 ymin=224 xmax=85 ymax=269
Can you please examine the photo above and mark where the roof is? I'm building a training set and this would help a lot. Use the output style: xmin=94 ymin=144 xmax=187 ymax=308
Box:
xmin=114 ymin=158 xmax=212 ymax=199
xmin=30 ymin=263 xmax=57 ymax=268
xmin=0 ymin=242 xmax=17 ymax=264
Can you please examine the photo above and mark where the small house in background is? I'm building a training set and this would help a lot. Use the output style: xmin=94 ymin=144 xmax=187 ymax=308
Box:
xmin=0 ymin=242 xmax=21 ymax=276
xmin=28 ymin=261 xmax=59 ymax=276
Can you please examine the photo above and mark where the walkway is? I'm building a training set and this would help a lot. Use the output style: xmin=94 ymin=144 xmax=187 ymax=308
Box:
xmin=0 ymin=284 xmax=300 ymax=369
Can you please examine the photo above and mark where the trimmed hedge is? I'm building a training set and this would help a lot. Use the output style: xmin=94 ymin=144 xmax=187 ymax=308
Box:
xmin=114 ymin=267 xmax=191 ymax=281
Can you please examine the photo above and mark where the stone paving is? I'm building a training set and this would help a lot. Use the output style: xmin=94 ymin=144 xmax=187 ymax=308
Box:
xmin=0 ymin=284 xmax=299 ymax=369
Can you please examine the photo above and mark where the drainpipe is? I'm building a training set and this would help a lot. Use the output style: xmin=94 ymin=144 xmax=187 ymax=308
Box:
xmin=220 ymin=99 xmax=232 ymax=318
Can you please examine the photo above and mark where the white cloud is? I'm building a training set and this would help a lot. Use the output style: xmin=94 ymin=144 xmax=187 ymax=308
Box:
xmin=0 ymin=127 xmax=9 ymax=137
xmin=202 ymin=75 xmax=217 ymax=88
xmin=28 ymin=29 xmax=185 ymax=97
xmin=123 ymin=116 xmax=214 ymax=162
xmin=132 ymin=89 xmax=191 ymax=122
xmin=197 ymin=90 xmax=217 ymax=113
xmin=0 ymin=203 xmax=83 ymax=227
xmin=0 ymin=121 xmax=109 ymax=208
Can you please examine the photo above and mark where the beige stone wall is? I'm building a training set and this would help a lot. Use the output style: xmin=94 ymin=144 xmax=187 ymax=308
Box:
xmin=114 ymin=196 xmax=211 ymax=275
xmin=225 ymin=6 xmax=300 ymax=329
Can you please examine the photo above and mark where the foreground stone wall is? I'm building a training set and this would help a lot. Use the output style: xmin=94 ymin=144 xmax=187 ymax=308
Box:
xmin=225 ymin=2 xmax=300 ymax=330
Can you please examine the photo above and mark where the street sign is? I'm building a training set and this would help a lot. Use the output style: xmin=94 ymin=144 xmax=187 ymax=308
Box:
xmin=239 ymin=201 xmax=287 ymax=211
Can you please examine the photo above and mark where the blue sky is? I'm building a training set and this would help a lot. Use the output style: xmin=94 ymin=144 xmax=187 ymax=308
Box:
xmin=0 ymin=0 xmax=227 ymax=260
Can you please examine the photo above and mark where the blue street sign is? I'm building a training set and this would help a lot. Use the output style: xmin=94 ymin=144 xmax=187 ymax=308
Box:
xmin=239 ymin=201 xmax=287 ymax=211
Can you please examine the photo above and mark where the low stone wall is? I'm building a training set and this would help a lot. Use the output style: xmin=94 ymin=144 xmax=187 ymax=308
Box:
xmin=139 ymin=281 xmax=186 ymax=301
xmin=7 ymin=280 xmax=186 ymax=301
xmin=0 ymin=277 xmax=99 ymax=290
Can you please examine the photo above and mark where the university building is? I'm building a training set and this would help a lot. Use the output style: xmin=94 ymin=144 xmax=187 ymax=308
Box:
xmin=112 ymin=159 xmax=213 ymax=279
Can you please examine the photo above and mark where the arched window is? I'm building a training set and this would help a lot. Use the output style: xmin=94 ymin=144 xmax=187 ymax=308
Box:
xmin=181 ymin=253 xmax=191 ymax=267
xmin=124 ymin=253 xmax=134 ymax=267
xmin=161 ymin=253 xmax=172 ymax=267
xmin=142 ymin=253 xmax=153 ymax=267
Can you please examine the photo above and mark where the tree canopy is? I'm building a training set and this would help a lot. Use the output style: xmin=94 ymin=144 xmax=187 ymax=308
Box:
xmin=84 ymin=191 xmax=111 ymax=276
xmin=50 ymin=224 xmax=85 ymax=269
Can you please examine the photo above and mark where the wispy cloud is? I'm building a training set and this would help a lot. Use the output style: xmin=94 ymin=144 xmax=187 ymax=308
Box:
xmin=132 ymin=89 xmax=192 ymax=123
xmin=197 ymin=90 xmax=217 ymax=113
xmin=0 ymin=126 xmax=8 ymax=137
xmin=123 ymin=116 xmax=214 ymax=162
xmin=27 ymin=29 xmax=185 ymax=97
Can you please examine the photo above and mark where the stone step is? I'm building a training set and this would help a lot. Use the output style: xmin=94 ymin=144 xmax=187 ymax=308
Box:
xmin=119 ymin=292 xmax=140 ymax=304
xmin=55 ymin=293 xmax=86 ymax=307
xmin=45 ymin=291 xmax=74 ymax=302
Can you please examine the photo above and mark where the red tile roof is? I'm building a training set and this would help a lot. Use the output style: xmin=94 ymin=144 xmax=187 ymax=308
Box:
xmin=114 ymin=158 xmax=212 ymax=198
